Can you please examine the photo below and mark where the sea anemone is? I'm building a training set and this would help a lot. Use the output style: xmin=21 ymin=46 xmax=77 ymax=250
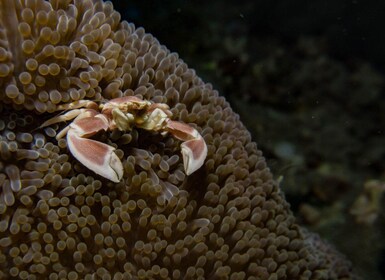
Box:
xmin=0 ymin=0 xmax=356 ymax=279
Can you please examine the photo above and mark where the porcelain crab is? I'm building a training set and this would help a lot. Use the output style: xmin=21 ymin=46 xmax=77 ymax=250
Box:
xmin=40 ymin=96 xmax=207 ymax=183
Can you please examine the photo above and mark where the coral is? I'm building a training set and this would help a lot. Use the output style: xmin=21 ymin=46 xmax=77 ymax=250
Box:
xmin=350 ymin=180 xmax=385 ymax=225
xmin=0 ymin=0 xmax=357 ymax=279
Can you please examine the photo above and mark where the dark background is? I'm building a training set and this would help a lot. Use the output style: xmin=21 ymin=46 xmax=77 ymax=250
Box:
xmin=111 ymin=0 xmax=385 ymax=73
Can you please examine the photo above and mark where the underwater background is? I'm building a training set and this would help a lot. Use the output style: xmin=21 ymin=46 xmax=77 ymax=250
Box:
xmin=110 ymin=0 xmax=385 ymax=279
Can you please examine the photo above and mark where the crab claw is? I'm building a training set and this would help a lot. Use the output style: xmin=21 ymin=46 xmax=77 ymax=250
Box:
xmin=166 ymin=120 xmax=207 ymax=175
xmin=66 ymin=115 xmax=124 ymax=183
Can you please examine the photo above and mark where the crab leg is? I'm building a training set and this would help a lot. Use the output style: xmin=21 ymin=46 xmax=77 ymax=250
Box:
xmin=40 ymin=108 xmax=99 ymax=130
xmin=57 ymin=100 xmax=99 ymax=111
xmin=39 ymin=109 xmax=86 ymax=129
xmin=66 ymin=114 xmax=124 ymax=183
xmin=166 ymin=120 xmax=207 ymax=175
